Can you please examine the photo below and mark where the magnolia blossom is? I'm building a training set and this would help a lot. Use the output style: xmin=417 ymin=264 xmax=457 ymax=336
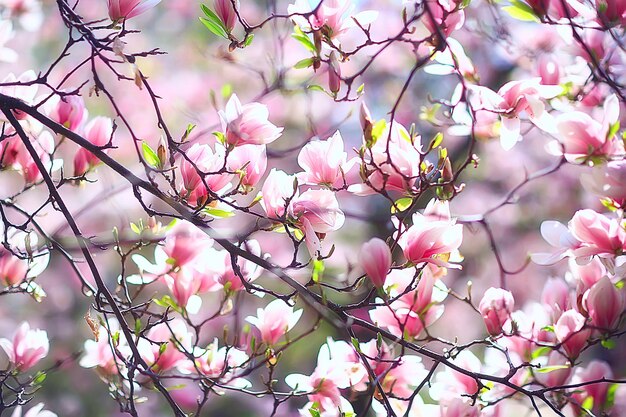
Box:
xmin=137 ymin=320 xmax=191 ymax=373
xmin=0 ymin=70 xmax=38 ymax=120
xmin=570 ymin=360 xmax=613 ymax=415
xmin=531 ymin=220 xmax=581 ymax=265
xmin=181 ymin=338 xmax=250 ymax=388
xmin=46 ymin=94 xmax=86 ymax=132
xmin=290 ymin=189 xmax=345 ymax=257
xmin=440 ymin=398 xmax=481 ymax=417
xmin=0 ymin=0 xmax=44 ymax=31
xmin=219 ymin=94 xmax=283 ymax=146
xmin=107 ymin=0 xmax=161 ymax=21
xmin=534 ymin=351 xmax=571 ymax=388
xmin=287 ymin=0 xmax=377 ymax=39
xmin=478 ymin=288 xmax=514 ymax=336
xmin=569 ymin=209 xmax=626 ymax=258
xmin=369 ymin=268 xmax=447 ymax=339
xmin=0 ymin=322 xmax=49 ymax=371
xmin=200 ymin=240 xmax=262 ymax=292
xmin=179 ymin=143 xmax=233 ymax=206
xmin=551 ymin=94 xmax=623 ymax=162
xmin=297 ymin=131 xmax=354 ymax=188
xmin=421 ymin=0 xmax=465 ymax=38
xmin=226 ymin=144 xmax=267 ymax=190
xmin=583 ymin=276 xmax=624 ymax=330
xmin=10 ymin=403 xmax=57 ymax=417
xmin=359 ymin=237 xmax=392 ymax=288
xmin=0 ymin=230 xmax=49 ymax=287
xmin=470 ymin=78 xmax=561 ymax=150
xmin=260 ymin=168 xmax=297 ymax=219
xmin=286 ymin=338 xmax=362 ymax=416
xmin=430 ymin=350 xmax=482 ymax=402
xmin=555 ymin=309 xmax=590 ymax=358
xmin=541 ymin=277 xmax=570 ymax=321
xmin=581 ymin=160 xmax=626 ymax=204
xmin=80 ymin=319 xmax=127 ymax=376
xmin=350 ymin=121 xmax=422 ymax=195
xmin=74 ymin=117 xmax=113 ymax=176
xmin=214 ymin=0 xmax=238 ymax=32
xmin=397 ymin=199 xmax=463 ymax=268
xmin=245 ymin=299 xmax=303 ymax=346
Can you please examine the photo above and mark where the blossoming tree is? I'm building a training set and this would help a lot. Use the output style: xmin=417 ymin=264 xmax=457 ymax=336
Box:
xmin=0 ymin=0 xmax=625 ymax=416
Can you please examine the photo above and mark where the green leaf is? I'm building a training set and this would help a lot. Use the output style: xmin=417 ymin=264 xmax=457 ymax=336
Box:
xmin=142 ymin=141 xmax=160 ymax=168
xmin=204 ymin=206 xmax=235 ymax=218
xmin=292 ymin=27 xmax=317 ymax=53
xmin=608 ymin=121 xmax=620 ymax=140
xmin=429 ymin=132 xmax=444 ymax=150
xmin=307 ymin=84 xmax=327 ymax=93
xmin=134 ymin=318 xmax=142 ymax=336
xmin=130 ymin=222 xmax=141 ymax=235
xmin=536 ymin=364 xmax=569 ymax=373
xmin=312 ymin=259 xmax=325 ymax=283
xmin=244 ymin=33 xmax=254 ymax=47
xmin=33 ymin=371 xmax=47 ymax=385
xmin=581 ymin=396 xmax=594 ymax=411
xmin=502 ymin=3 xmax=540 ymax=21
xmin=199 ymin=16 xmax=228 ymax=39
xmin=356 ymin=83 xmax=365 ymax=95
xmin=370 ymin=119 xmax=387 ymax=145
xmin=601 ymin=338 xmax=616 ymax=349
xmin=294 ymin=57 xmax=314 ymax=69
xmin=351 ymin=337 xmax=361 ymax=352
xmin=213 ymin=131 xmax=226 ymax=145
xmin=531 ymin=346 xmax=552 ymax=359
xmin=391 ymin=197 xmax=413 ymax=213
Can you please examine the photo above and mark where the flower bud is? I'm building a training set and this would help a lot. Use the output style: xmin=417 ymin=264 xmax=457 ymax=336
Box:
xmin=478 ymin=287 xmax=514 ymax=336
xmin=359 ymin=238 xmax=392 ymax=288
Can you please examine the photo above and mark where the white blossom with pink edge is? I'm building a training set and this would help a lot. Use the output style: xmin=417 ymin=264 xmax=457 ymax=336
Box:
xmin=10 ymin=403 xmax=56 ymax=417
xmin=245 ymin=298 xmax=303 ymax=346
xmin=219 ymin=94 xmax=283 ymax=146
xmin=0 ymin=322 xmax=49 ymax=371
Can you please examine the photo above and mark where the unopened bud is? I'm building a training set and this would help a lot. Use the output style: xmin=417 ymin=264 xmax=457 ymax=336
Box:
xmin=328 ymin=52 xmax=341 ymax=94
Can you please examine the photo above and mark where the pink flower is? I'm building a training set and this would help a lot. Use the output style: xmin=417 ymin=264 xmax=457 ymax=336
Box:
xmin=569 ymin=209 xmax=626 ymax=257
xmin=381 ymin=355 xmax=427 ymax=398
xmin=440 ymin=398 xmax=481 ymax=417
xmin=219 ymin=94 xmax=283 ymax=146
xmin=0 ymin=322 xmax=49 ymax=371
xmin=470 ymin=79 xmax=561 ymax=150
xmin=206 ymin=240 xmax=262 ymax=292
xmin=359 ymin=238 xmax=392 ymax=288
xmin=162 ymin=222 xmax=213 ymax=269
xmin=541 ymin=277 xmax=570 ymax=321
xmin=287 ymin=0 xmax=377 ymax=39
xmin=0 ymin=247 xmax=28 ymax=286
xmin=555 ymin=309 xmax=590 ymax=358
xmin=138 ymin=320 xmax=191 ymax=372
xmin=47 ymin=94 xmax=86 ymax=132
xmin=397 ymin=199 xmax=463 ymax=268
xmin=552 ymin=94 xmax=622 ymax=162
xmin=10 ymin=403 xmax=57 ymax=417
xmin=297 ymin=131 xmax=354 ymax=188
xmin=80 ymin=319 xmax=127 ymax=376
xmin=245 ymin=299 xmax=303 ymax=346
xmin=422 ymin=0 xmax=465 ymax=38
xmin=537 ymin=55 xmax=561 ymax=85
xmin=179 ymin=143 xmax=233 ymax=206
xmin=163 ymin=268 xmax=204 ymax=309
xmin=581 ymin=160 xmax=626 ymax=204
xmin=531 ymin=220 xmax=582 ymax=265
xmin=584 ymin=276 xmax=624 ymax=330
xmin=478 ymin=287 xmax=514 ymax=336
xmin=290 ymin=189 xmax=345 ymax=257
xmin=226 ymin=144 xmax=267 ymax=190
xmin=535 ymin=351 xmax=571 ymax=387
xmin=214 ymin=0 xmax=237 ymax=32
xmin=369 ymin=268 xmax=447 ymax=339
xmin=350 ymin=121 xmax=421 ymax=195
xmin=107 ymin=0 xmax=161 ymax=21
xmin=74 ymin=117 xmax=113 ymax=176
xmin=182 ymin=338 xmax=250 ymax=388
xmin=431 ymin=351 xmax=482 ymax=401
xmin=260 ymin=168 xmax=297 ymax=219
xmin=570 ymin=360 xmax=613 ymax=415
